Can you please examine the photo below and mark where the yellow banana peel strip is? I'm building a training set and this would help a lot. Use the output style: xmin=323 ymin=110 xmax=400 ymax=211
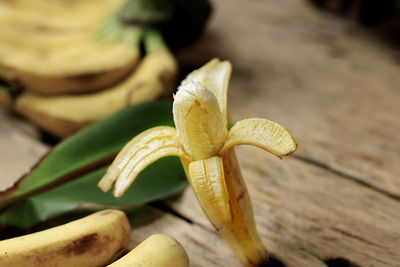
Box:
xmin=188 ymin=156 xmax=232 ymax=230
xmin=180 ymin=59 xmax=231 ymax=124
xmin=221 ymin=118 xmax=298 ymax=158
xmin=99 ymin=58 xmax=298 ymax=266
xmin=98 ymin=126 xmax=187 ymax=197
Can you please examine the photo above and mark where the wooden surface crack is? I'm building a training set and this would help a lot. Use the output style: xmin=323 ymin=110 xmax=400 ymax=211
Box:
xmin=330 ymin=227 xmax=388 ymax=249
xmin=292 ymin=155 xmax=400 ymax=202
xmin=149 ymin=201 xmax=194 ymax=224
xmin=150 ymin=201 xmax=218 ymax=234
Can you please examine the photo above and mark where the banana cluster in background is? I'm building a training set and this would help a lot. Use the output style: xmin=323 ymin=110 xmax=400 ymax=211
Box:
xmin=0 ymin=0 xmax=180 ymax=138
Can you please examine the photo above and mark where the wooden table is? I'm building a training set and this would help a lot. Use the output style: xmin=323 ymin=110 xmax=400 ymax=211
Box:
xmin=1 ymin=0 xmax=399 ymax=266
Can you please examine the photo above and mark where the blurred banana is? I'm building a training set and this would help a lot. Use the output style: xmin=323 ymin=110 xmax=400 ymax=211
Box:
xmin=98 ymin=59 xmax=297 ymax=266
xmin=0 ymin=209 xmax=131 ymax=267
xmin=0 ymin=0 xmax=140 ymax=95
xmin=107 ymin=234 xmax=189 ymax=267
xmin=15 ymin=32 xmax=178 ymax=138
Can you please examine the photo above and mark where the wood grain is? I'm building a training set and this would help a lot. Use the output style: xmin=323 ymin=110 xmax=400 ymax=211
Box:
xmin=127 ymin=206 xmax=239 ymax=267
xmin=177 ymin=0 xmax=400 ymax=197
xmin=0 ymin=110 xmax=48 ymax=191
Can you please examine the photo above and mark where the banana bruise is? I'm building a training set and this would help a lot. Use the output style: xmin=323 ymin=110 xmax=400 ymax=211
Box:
xmin=0 ymin=0 xmax=140 ymax=95
xmin=15 ymin=50 xmax=178 ymax=138
xmin=107 ymin=234 xmax=189 ymax=267
xmin=0 ymin=209 xmax=131 ymax=267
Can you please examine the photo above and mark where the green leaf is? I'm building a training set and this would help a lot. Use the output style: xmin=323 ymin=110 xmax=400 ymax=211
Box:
xmin=0 ymin=101 xmax=176 ymax=208
xmin=0 ymin=157 xmax=186 ymax=228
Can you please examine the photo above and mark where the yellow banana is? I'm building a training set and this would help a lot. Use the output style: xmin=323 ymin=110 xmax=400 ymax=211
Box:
xmin=0 ymin=209 xmax=131 ymax=267
xmin=15 ymin=34 xmax=178 ymax=138
xmin=98 ymin=59 xmax=297 ymax=266
xmin=0 ymin=0 xmax=140 ymax=95
xmin=107 ymin=234 xmax=189 ymax=267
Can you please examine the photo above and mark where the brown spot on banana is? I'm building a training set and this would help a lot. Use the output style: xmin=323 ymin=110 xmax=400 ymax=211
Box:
xmin=59 ymin=233 xmax=99 ymax=256
xmin=0 ymin=210 xmax=131 ymax=267
xmin=124 ymin=82 xmax=146 ymax=107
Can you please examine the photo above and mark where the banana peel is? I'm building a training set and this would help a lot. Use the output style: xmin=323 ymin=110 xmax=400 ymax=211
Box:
xmin=0 ymin=0 xmax=140 ymax=95
xmin=15 ymin=34 xmax=178 ymax=138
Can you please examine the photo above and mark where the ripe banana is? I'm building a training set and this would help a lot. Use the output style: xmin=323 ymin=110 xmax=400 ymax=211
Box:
xmin=0 ymin=0 xmax=140 ymax=95
xmin=107 ymin=234 xmax=189 ymax=267
xmin=0 ymin=209 xmax=131 ymax=267
xmin=98 ymin=59 xmax=298 ymax=266
xmin=15 ymin=31 xmax=178 ymax=138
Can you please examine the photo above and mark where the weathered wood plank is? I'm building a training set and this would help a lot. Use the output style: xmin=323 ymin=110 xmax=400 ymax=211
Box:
xmin=177 ymin=0 xmax=400 ymax=196
xmin=166 ymin=147 xmax=400 ymax=267
xmin=0 ymin=110 xmax=48 ymax=190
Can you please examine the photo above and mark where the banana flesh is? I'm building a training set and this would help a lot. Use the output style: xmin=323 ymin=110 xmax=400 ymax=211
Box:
xmin=0 ymin=209 xmax=131 ymax=267
xmin=107 ymin=234 xmax=189 ymax=267
xmin=179 ymin=58 xmax=231 ymax=123
xmin=173 ymin=82 xmax=227 ymax=160
xmin=15 ymin=50 xmax=178 ymax=138
xmin=99 ymin=59 xmax=298 ymax=266
xmin=0 ymin=0 xmax=140 ymax=95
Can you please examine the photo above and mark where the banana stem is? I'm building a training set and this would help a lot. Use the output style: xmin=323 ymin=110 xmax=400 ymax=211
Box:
xmin=97 ymin=13 xmax=142 ymax=45
xmin=220 ymin=148 xmax=268 ymax=266
xmin=144 ymin=29 xmax=168 ymax=53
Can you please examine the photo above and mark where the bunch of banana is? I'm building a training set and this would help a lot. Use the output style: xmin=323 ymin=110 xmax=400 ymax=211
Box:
xmin=98 ymin=59 xmax=298 ymax=266
xmin=15 ymin=31 xmax=177 ymax=137
xmin=0 ymin=0 xmax=178 ymax=138
xmin=0 ymin=209 xmax=190 ymax=267
xmin=0 ymin=0 xmax=140 ymax=95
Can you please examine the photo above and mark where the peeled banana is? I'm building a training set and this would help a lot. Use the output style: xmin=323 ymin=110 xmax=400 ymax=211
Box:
xmin=0 ymin=209 xmax=131 ymax=267
xmin=98 ymin=59 xmax=298 ymax=266
xmin=15 ymin=31 xmax=178 ymax=138
xmin=107 ymin=234 xmax=189 ymax=267
xmin=0 ymin=0 xmax=140 ymax=95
